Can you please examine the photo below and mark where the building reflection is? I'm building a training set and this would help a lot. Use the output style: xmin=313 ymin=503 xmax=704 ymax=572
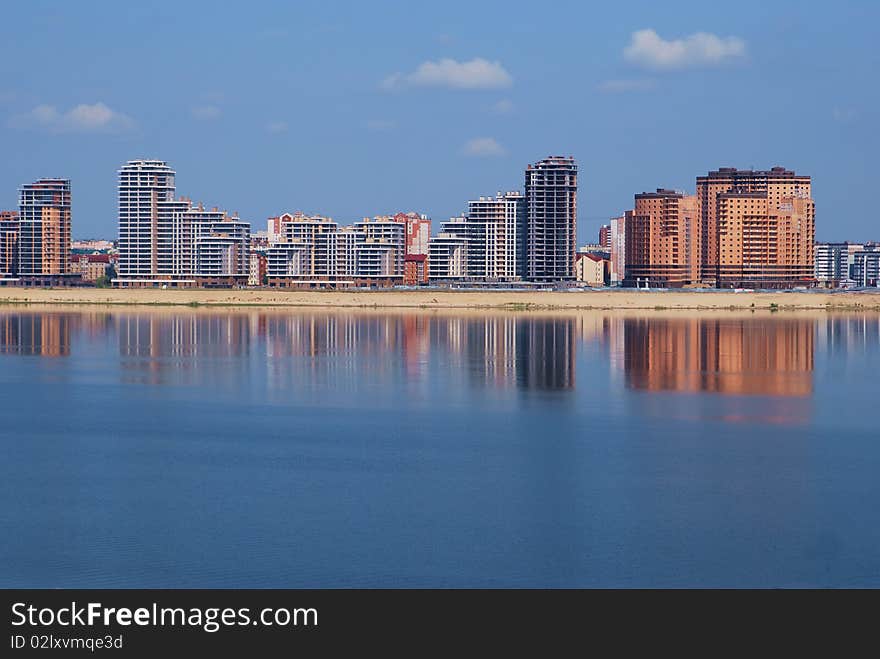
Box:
xmin=0 ymin=313 xmax=71 ymax=356
xmin=116 ymin=313 xmax=250 ymax=385
xmin=261 ymin=313 xmax=576 ymax=392
xmin=623 ymin=317 xmax=814 ymax=397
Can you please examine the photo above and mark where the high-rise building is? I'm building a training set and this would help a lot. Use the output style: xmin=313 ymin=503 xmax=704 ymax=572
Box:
xmin=192 ymin=214 xmax=250 ymax=285
xmin=0 ymin=211 xmax=19 ymax=277
xmin=466 ymin=192 xmax=526 ymax=280
xmin=609 ymin=212 xmax=630 ymax=285
xmin=599 ymin=224 xmax=611 ymax=251
xmin=353 ymin=217 xmax=405 ymax=282
xmin=525 ymin=156 xmax=577 ymax=281
xmin=391 ymin=212 xmax=431 ymax=257
xmin=696 ymin=167 xmax=815 ymax=288
xmin=118 ymin=160 xmax=177 ymax=279
xmin=624 ymin=189 xmax=699 ymax=287
xmin=116 ymin=159 xmax=250 ymax=286
xmin=18 ymin=179 xmax=71 ymax=277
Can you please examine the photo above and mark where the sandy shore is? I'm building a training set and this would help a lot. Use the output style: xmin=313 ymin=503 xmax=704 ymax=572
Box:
xmin=0 ymin=287 xmax=878 ymax=311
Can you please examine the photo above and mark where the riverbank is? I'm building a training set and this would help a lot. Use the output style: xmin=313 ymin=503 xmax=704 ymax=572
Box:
xmin=0 ymin=287 xmax=879 ymax=310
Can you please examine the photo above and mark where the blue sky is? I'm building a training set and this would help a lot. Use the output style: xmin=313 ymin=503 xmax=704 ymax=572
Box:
xmin=0 ymin=0 xmax=876 ymax=241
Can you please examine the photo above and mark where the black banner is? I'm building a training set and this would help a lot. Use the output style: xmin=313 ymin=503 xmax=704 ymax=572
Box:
xmin=0 ymin=589 xmax=869 ymax=653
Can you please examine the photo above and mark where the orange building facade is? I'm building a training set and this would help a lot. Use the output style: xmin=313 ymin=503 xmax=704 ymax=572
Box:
xmin=697 ymin=167 xmax=814 ymax=288
xmin=0 ymin=210 xmax=19 ymax=277
xmin=624 ymin=189 xmax=699 ymax=287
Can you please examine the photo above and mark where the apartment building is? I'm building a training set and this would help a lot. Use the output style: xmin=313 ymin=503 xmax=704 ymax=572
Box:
xmin=18 ymin=179 xmax=72 ymax=279
xmin=465 ymin=192 xmax=526 ymax=280
xmin=248 ymin=252 xmax=267 ymax=286
xmin=624 ymin=189 xmax=699 ymax=287
xmin=525 ymin=156 xmax=577 ymax=281
xmin=0 ymin=211 xmax=18 ymax=278
xmin=71 ymin=254 xmax=111 ymax=282
xmin=352 ymin=217 xmax=405 ymax=283
xmin=609 ymin=212 xmax=630 ymax=285
xmin=697 ymin=167 xmax=814 ymax=288
xmin=814 ymin=242 xmax=864 ymax=287
xmin=575 ymin=252 xmax=607 ymax=287
xmin=391 ymin=212 xmax=431 ymax=256
xmin=428 ymin=218 xmax=469 ymax=280
xmin=852 ymin=247 xmax=880 ymax=287
xmin=599 ymin=224 xmax=611 ymax=251
xmin=193 ymin=215 xmax=250 ymax=286
xmin=115 ymin=160 xmax=251 ymax=286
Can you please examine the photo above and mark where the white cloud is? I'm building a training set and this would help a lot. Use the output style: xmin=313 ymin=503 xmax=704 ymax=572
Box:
xmin=9 ymin=102 xmax=134 ymax=133
xmin=383 ymin=58 xmax=512 ymax=90
xmin=491 ymin=99 xmax=514 ymax=113
xmin=191 ymin=105 xmax=221 ymax=120
xmin=366 ymin=119 xmax=395 ymax=132
xmin=624 ymin=29 xmax=746 ymax=70
xmin=832 ymin=107 xmax=858 ymax=123
xmin=266 ymin=121 xmax=289 ymax=134
xmin=598 ymin=79 xmax=657 ymax=93
xmin=462 ymin=137 xmax=506 ymax=157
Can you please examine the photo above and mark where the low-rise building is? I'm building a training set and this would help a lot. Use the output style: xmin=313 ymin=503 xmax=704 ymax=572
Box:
xmin=852 ymin=247 xmax=880 ymax=287
xmin=815 ymin=242 xmax=863 ymax=287
xmin=404 ymin=254 xmax=428 ymax=285
xmin=575 ymin=252 xmax=608 ymax=287
xmin=428 ymin=218 xmax=469 ymax=281
xmin=71 ymin=253 xmax=111 ymax=282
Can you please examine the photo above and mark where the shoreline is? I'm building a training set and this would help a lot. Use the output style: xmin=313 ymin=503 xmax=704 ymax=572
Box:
xmin=0 ymin=287 xmax=879 ymax=311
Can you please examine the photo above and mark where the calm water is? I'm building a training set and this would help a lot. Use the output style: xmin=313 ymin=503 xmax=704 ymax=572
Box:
xmin=1 ymin=309 xmax=879 ymax=588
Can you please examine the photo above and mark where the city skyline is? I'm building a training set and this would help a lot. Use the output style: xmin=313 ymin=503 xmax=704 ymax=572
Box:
xmin=1 ymin=1 xmax=877 ymax=242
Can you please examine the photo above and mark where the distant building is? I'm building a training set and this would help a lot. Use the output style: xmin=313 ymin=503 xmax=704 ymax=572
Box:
xmin=392 ymin=212 xmax=431 ymax=257
xmin=71 ymin=253 xmax=111 ymax=282
xmin=525 ymin=156 xmax=577 ymax=281
xmin=599 ymin=224 xmax=611 ymax=250
xmin=624 ymin=189 xmax=699 ymax=287
xmin=466 ymin=192 xmax=526 ymax=280
xmin=248 ymin=252 xmax=267 ymax=286
xmin=404 ymin=254 xmax=428 ymax=285
xmin=117 ymin=160 xmax=176 ymax=280
xmin=72 ymin=239 xmax=114 ymax=252
xmin=193 ymin=214 xmax=250 ymax=286
xmin=428 ymin=218 xmax=469 ymax=281
xmin=18 ymin=179 xmax=72 ymax=277
xmin=578 ymin=243 xmax=606 ymax=255
xmin=697 ymin=167 xmax=814 ymax=288
xmin=249 ymin=232 xmax=269 ymax=251
xmin=575 ymin=252 xmax=607 ymax=287
xmin=266 ymin=214 xmax=404 ymax=287
xmin=815 ymin=242 xmax=862 ymax=287
xmin=0 ymin=211 xmax=19 ymax=278
xmin=266 ymin=215 xmax=288 ymax=243
xmin=352 ymin=217 xmax=405 ymax=284
xmin=852 ymin=247 xmax=880 ymax=287
xmin=115 ymin=160 xmax=251 ymax=287
xmin=609 ymin=212 xmax=629 ymax=285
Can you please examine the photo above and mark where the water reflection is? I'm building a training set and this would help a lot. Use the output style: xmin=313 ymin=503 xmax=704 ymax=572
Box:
xmin=0 ymin=313 xmax=71 ymax=356
xmin=0 ymin=310 xmax=878 ymax=400
xmin=622 ymin=317 xmax=814 ymax=397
